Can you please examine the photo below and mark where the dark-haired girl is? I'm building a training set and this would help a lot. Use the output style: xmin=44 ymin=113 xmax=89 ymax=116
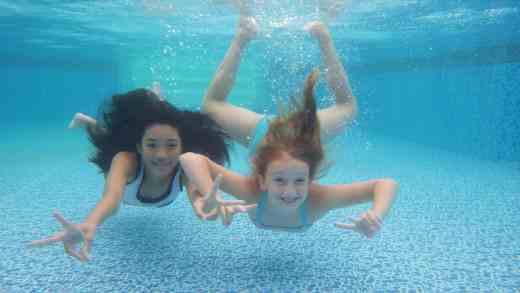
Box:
xmin=30 ymin=84 xmax=243 ymax=261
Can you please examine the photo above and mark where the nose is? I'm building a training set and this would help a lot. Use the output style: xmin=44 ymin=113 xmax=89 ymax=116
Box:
xmin=156 ymin=147 xmax=169 ymax=159
xmin=282 ymin=184 xmax=298 ymax=198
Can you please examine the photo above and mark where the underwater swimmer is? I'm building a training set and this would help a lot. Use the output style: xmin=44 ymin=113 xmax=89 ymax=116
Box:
xmin=29 ymin=84 xmax=248 ymax=261
xmin=184 ymin=15 xmax=398 ymax=235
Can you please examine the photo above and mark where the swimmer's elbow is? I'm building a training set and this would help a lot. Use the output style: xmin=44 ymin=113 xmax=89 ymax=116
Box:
xmin=180 ymin=152 xmax=202 ymax=164
xmin=378 ymin=178 xmax=399 ymax=196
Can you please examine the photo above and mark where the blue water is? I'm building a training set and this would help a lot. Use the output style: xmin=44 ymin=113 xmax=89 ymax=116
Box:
xmin=1 ymin=1 xmax=520 ymax=292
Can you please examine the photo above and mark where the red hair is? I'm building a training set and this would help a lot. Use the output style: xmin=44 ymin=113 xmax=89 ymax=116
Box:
xmin=253 ymin=69 xmax=324 ymax=180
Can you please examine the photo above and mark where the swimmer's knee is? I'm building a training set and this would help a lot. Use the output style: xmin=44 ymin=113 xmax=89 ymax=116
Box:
xmin=201 ymin=99 xmax=228 ymax=117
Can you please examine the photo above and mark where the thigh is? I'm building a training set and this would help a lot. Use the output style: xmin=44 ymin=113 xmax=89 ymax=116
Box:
xmin=317 ymin=102 xmax=356 ymax=143
xmin=204 ymin=101 xmax=263 ymax=147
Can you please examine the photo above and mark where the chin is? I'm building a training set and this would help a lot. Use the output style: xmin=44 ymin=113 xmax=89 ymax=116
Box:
xmin=154 ymin=167 xmax=174 ymax=177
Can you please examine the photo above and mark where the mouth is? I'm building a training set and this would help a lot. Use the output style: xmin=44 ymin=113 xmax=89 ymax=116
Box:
xmin=152 ymin=161 xmax=174 ymax=168
xmin=280 ymin=196 xmax=301 ymax=205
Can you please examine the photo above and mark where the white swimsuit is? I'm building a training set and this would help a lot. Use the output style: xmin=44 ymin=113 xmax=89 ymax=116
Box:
xmin=122 ymin=163 xmax=182 ymax=207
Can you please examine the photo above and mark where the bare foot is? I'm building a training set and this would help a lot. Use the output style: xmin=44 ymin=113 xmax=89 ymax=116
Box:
xmin=68 ymin=113 xmax=96 ymax=129
xmin=304 ymin=21 xmax=331 ymax=44
xmin=319 ymin=0 xmax=350 ymax=21
xmin=151 ymin=81 xmax=164 ymax=100
xmin=237 ymin=16 xmax=259 ymax=43
xmin=226 ymin=0 xmax=253 ymax=15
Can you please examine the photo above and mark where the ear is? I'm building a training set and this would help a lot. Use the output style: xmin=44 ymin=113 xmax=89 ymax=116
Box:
xmin=136 ymin=143 xmax=143 ymax=154
xmin=257 ymin=174 xmax=267 ymax=192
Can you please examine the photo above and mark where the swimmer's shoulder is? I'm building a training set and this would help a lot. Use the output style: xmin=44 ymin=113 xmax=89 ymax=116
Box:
xmin=109 ymin=152 xmax=140 ymax=181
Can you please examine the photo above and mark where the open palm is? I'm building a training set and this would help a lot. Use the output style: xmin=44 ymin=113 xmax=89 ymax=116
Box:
xmin=335 ymin=210 xmax=383 ymax=238
xmin=204 ymin=174 xmax=257 ymax=226
xmin=29 ymin=211 xmax=95 ymax=262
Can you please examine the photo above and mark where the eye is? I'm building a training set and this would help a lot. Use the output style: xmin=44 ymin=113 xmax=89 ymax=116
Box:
xmin=295 ymin=178 xmax=306 ymax=184
xmin=146 ymin=143 xmax=157 ymax=149
xmin=167 ymin=143 xmax=178 ymax=149
xmin=273 ymin=177 xmax=286 ymax=185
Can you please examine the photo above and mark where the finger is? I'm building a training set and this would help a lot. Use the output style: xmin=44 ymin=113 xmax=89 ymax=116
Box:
xmin=369 ymin=217 xmax=382 ymax=231
xmin=363 ymin=214 xmax=376 ymax=228
xmin=219 ymin=206 xmax=231 ymax=227
xmin=371 ymin=213 xmax=383 ymax=226
xmin=218 ymin=198 xmax=246 ymax=206
xmin=224 ymin=208 xmax=234 ymax=227
xmin=28 ymin=231 xmax=66 ymax=247
xmin=53 ymin=211 xmax=75 ymax=229
xmin=82 ymin=240 xmax=92 ymax=260
xmin=334 ymin=221 xmax=356 ymax=230
xmin=215 ymin=190 xmax=246 ymax=206
xmin=203 ymin=212 xmax=219 ymax=221
xmin=201 ymin=208 xmax=219 ymax=220
xmin=64 ymin=244 xmax=85 ymax=262
xmin=231 ymin=203 xmax=257 ymax=214
xmin=365 ymin=212 xmax=382 ymax=230
xmin=83 ymin=240 xmax=92 ymax=256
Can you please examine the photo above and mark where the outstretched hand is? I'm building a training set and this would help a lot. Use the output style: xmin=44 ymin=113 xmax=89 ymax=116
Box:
xmin=29 ymin=211 xmax=95 ymax=262
xmin=335 ymin=210 xmax=382 ymax=238
xmin=203 ymin=174 xmax=257 ymax=226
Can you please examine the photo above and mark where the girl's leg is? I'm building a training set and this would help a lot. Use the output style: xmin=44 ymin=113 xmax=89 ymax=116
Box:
xmin=305 ymin=21 xmax=358 ymax=143
xmin=68 ymin=113 xmax=97 ymax=130
xmin=68 ymin=112 xmax=108 ymax=136
xmin=151 ymin=81 xmax=164 ymax=100
xmin=202 ymin=16 xmax=263 ymax=147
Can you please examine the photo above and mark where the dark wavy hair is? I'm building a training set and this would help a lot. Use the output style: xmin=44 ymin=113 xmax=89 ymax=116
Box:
xmin=88 ymin=88 xmax=230 ymax=174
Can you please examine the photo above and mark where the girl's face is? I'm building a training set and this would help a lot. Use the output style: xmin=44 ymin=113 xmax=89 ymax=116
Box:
xmin=258 ymin=152 xmax=310 ymax=209
xmin=137 ymin=124 xmax=182 ymax=179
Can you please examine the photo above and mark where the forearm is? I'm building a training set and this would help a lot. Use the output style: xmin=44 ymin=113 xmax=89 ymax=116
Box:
xmin=84 ymin=194 xmax=121 ymax=227
xmin=319 ymin=36 xmax=355 ymax=104
xmin=179 ymin=153 xmax=216 ymax=196
xmin=371 ymin=179 xmax=398 ymax=219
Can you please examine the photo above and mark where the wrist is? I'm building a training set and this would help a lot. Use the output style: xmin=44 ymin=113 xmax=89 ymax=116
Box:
xmin=370 ymin=209 xmax=385 ymax=221
xmin=84 ymin=216 xmax=101 ymax=228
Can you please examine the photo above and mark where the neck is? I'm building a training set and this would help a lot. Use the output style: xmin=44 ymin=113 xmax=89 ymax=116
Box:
xmin=143 ymin=169 xmax=172 ymax=186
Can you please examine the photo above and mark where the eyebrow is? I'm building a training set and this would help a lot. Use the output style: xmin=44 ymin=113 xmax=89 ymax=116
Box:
xmin=144 ymin=138 xmax=179 ymax=142
xmin=271 ymin=171 xmax=308 ymax=176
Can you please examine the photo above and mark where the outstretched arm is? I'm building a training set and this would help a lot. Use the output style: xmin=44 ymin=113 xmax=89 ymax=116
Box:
xmin=83 ymin=152 xmax=136 ymax=226
xmin=305 ymin=21 xmax=358 ymax=143
xmin=201 ymin=16 xmax=263 ymax=147
xmin=311 ymin=178 xmax=398 ymax=238
xmin=179 ymin=152 xmax=259 ymax=204
xmin=29 ymin=152 xmax=136 ymax=261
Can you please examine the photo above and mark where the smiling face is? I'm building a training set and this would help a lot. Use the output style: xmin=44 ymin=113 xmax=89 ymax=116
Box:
xmin=137 ymin=124 xmax=182 ymax=179
xmin=258 ymin=152 xmax=310 ymax=209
